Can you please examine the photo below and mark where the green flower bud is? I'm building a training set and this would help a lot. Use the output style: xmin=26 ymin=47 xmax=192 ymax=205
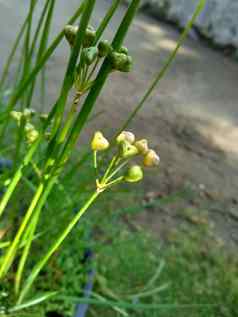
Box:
xmin=25 ymin=123 xmax=39 ymax=144
xmin=82 ymin=46 xmax=98 ymax=65
xmin=91 ymin=131 xmax=109 ymax=151
xmin=64 ymin=25 xmax=96 ymax=48
xmin=118 ymin=46 xmax=128 ymax=55
xmin=98 ymin=40 xmax=112 ymax=57
xmin=83 ymin=26 xmax=96 ymax=48
xmin=11 ymin=111 xmax=22 ymax=122
xmin=64 ymin=25 xmax=78 ymax=46
xmin=110 ymin=52 xmax=133 ymax=72
xmin=135 ymin=139 xmax=149 ymax=155
xmin=120 ymin=140 xmax=139 ymax=159
xmin=125 ymin=165 xmax=143 ymax=183
xmin=143 ymin=149 xmax=160 ymax=167
xmin=116 ymin=131 xmax=135 ymax=144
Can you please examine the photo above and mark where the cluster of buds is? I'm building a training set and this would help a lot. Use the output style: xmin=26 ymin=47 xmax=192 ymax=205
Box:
xmin=10 ymin=109 xmax=39 ymax=144
xmin=64 ymin=24 xmax=132 ymax=75
xmin=90 ymin=130 xmax=160 ymax=192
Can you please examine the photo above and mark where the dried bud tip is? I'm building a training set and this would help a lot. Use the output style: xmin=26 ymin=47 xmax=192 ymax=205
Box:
xmin=143 ymin=149 xmax=160 ymax=167
xmin=116 ymin=131 xmax=135 ymax=144
xmin=91 ymin=131 xmax=109 ymax=151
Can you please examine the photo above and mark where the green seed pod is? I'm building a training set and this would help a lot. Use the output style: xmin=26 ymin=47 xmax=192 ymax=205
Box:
xmin=98 ymin=40 xmax=112 ymax=57
xmin=91 ymin=131 xmax=109 ymax=151
xmin=125 ymin=165 xmax=143 ymax=183
xmin=64 ymin=25 xmax=96 ymax=48
xmin=23 ymin=108 xmax=35 ymax=119
xmin=83 ymin=46 xmax=98 ymax=65
xmin=110 ymin=52 xmax=132 ymax=72
xmin=116 ymin=131 xmax=135 ymax=144
xmin=118 ymin=46 xmax=128 ymax=55
xmin=143 ymin=149 xmax=160 ymax=167
xmin=64 ymin=25 xmax=78 ymax=46
xmin=120 ymin=140 xmax=139 ymax=159
xmin=135 ymin=139 xmax=149 ymax=155
xmin=83 ymin=26 xmax=96 ymax=48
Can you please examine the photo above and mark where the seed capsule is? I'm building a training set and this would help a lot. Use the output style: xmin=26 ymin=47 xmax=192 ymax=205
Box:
xmin=135 ymin=139 xmax=149 ymax=155
xmin=83 ymin=46 xmax=98 ymax=65
xmin=110 ymin=52 xmax=133 ymax=72
xmin=83 ymin=26 xmax=96 ymax=48
xmin=118 ymin=46 xmax=128 ymax=55
xmin=91 ymin=131 xmax=109 ymax=151
xmin=143 ymin=149 xmax=160 ymax=167
xmin=98 ymin=40 xmax=112 ymax=57
xmin=120 ymin=140 xmax=139 ymax=159
xmin=125 ymin=165 xmax=143 ymax=183
xmin=64 ymin=25 xmax=78 ymax=46
xmin=116 ymin=131 xmax=135 ymax=144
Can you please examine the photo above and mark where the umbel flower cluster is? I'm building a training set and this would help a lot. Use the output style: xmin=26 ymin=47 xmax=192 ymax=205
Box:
xmin=91 ymin=130 xmax=160 ymax=192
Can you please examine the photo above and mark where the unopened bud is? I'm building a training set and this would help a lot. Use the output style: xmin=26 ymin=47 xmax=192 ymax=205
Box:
xmin=64 ymin=25 xmax=78 ymax=46
xmin=125 ymin=165 xmax=143 ymax=183
xmin=25 ymin=123 xmax=39 ymax=144
xmin=143 ymin=149 xmax=160 ymax=167
xmin=98 ymin=40 xmax=112 ymax=57
xmin=120 ymin=140 xmax=138 ymax=159
xmin=135 ymin=139 xmax=149 ymax=155
xmin=91 ymin=131 xmax=109 ymax=151
xmin=83 ymin=46 xmax=98 ymax=65
xmin=118 ymin=46 xmax=128 ymax=55
xmin=116 ymin=131 xmax=135 ymax=144
xmin=110 ymin=52 xmax=133 ymax=72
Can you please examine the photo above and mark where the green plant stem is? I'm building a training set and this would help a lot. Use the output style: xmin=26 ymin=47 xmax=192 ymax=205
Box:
xmin=14 ymin=178 xmax=55 ymax=295
xmin=0 ymin=2 xmax=85 ymax=143
xmin=0 ymin=183 xmax=44 ymax=278
xmin=0 ymin=139 xmax=41 ymax=219
xmin=0 ymin=0 xmax=38 ymax=90
xmin=118 ymin=0 xmax=206 ymax=132
xmin=18 ymin=190 xmax=100 ymax=303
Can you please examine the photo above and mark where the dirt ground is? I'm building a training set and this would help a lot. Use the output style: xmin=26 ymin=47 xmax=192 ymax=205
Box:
xmin=1 ymin=0 xmax=238 ymax=249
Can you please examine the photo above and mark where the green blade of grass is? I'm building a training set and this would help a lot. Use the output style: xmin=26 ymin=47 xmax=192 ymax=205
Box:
xmin=18 ymin=190 xmax=99 ymax=303
xmin=0 ymin=0 xmax=38 ymax=90
xmin=118 ymin=0 xmax=207 ymax=132
xmin=94 ymin=0 xmax=122 ymax=43
xmin=9 ymin=292 xmax=58 ymax=313
xmin=0 ymin=1 xmax=85 ymax=143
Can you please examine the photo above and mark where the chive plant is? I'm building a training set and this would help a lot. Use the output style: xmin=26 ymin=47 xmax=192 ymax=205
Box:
xmin=0 ymin=0 xmax=206 ymax=314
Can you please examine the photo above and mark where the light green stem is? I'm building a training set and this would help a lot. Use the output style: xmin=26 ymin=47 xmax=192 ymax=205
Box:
xmin=0 ymin=183 xmax=44 ymax=278
xmin=18 ymin=190 xmax=99 ymax=303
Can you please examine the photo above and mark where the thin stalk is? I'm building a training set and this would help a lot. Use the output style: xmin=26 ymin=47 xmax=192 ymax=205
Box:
xmin=0 ymin=183 xmax=45 ymax=278
xmin=119 ymin=0 xmax=207 ymax=132
xmin=26 ymin=0 xmax=56 ymax=109
xmin=18 ymin=190 xmax=100 ymax=303
xmin=0 ymin=0 xmax=38 ymax=90
xmin=0 ymin=139 xmax=41 ymax=219
xmin=94 ymin=0 xmax=122 ymax=44
xmin=14 ymin=178 xmax=55 ymax=295
xmin=0 ymin=2 xmax=85 ymax=143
